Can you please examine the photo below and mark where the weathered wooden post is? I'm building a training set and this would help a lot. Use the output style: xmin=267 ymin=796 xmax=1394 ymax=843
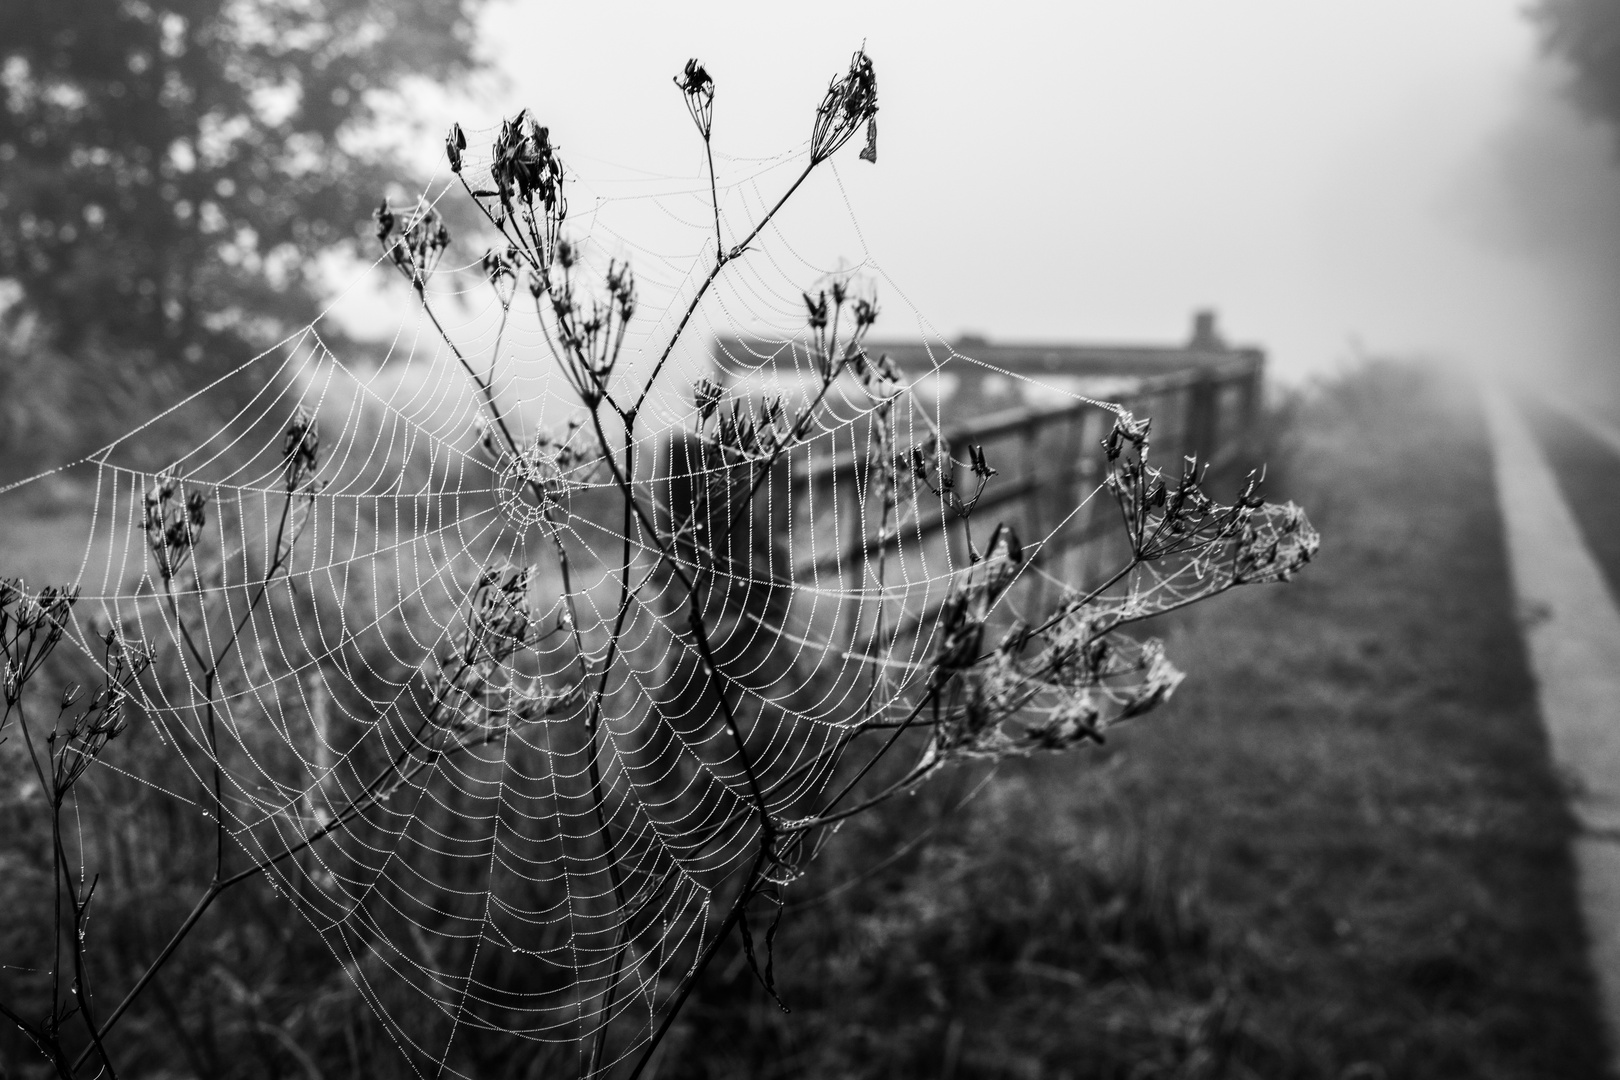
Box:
xmin=1186 ymin=370 xmax=1219 ymax=464
xmin=1239 ymin=355 xmax=1264 ymax=461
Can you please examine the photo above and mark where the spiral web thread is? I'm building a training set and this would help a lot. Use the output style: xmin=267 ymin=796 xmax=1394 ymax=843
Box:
xmin=0 ymin=82 xmax=1317 ymax=1078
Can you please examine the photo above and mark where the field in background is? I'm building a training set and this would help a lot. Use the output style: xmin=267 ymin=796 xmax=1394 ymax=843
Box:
xmin=662 ymin=364 xmax=1611 ymax=1080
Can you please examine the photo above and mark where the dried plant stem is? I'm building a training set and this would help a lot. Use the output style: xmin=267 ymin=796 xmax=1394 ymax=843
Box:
xmin=625 ymin=846 xmax=770 ymax=1080
xmin=627 ymin=160 xmax=816 ymax=419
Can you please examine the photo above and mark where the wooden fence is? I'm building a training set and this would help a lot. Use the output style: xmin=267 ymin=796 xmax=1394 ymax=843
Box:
xmin=784 ymin=351 xmax=1266 ymax=607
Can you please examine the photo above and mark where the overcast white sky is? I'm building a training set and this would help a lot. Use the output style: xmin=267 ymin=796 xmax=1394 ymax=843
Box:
xmin=350 ymin=0 xmax=1620 ymax=389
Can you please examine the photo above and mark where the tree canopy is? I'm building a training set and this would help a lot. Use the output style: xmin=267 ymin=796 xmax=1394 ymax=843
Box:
xmin=0 ymin=0 xmax=485 ymax=464
xmin=1535 ymin=0 xmax=1620 ymax=133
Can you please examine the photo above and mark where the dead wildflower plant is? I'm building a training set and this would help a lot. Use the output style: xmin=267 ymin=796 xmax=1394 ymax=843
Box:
xmin=0 ymin=581 xmax=151 ymax=1074
xmin=0 ymin=45 xmax=1315 ymax=1080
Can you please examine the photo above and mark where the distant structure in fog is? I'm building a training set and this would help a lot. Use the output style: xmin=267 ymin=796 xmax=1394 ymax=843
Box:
xmin=712 ymin=309 xmax=1264 ymax=416
xmin=877 ymin=309 xmax=1262 ymax=410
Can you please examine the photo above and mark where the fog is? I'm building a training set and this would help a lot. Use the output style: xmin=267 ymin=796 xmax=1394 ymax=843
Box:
xmin=332 ymin=1 xmax=1620 ymax=402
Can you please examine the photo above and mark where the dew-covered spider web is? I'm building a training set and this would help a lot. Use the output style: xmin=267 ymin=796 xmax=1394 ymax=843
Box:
xmin=0 ymin=57 xmax=1316 ymax=1079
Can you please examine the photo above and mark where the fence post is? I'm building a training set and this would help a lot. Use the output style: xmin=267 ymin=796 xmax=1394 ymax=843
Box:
xmin=1186 ymin=370 xmax=1218 ymax=464
xmin=1239 ymin=357 xmax=1264 ymax=461
xmin=837 ymin=455 xmax=863 ymax=648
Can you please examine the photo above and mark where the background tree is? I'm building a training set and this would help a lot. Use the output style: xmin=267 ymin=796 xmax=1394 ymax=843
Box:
xmin=0 ymin=0 xmax=487 ymax=473
xmin=1535 ymin=0 xmax=1620 ymax=132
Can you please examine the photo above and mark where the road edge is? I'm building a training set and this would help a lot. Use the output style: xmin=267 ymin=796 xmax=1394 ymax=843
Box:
xmin=1484 ymin=381 xmax=1620 ymax=1074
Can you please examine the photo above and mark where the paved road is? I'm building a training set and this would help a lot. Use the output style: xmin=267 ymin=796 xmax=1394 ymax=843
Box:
xmin=1487 ymin=385 xmax=1620 ymax=1073
xmin=1527 ymin=396 xmax=1620 ymax=608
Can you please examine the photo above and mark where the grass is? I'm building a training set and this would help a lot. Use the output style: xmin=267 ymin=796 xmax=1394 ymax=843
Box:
xmin=661 ymin=362 xmax=1610 ymax=1079
xmin=0 ymin=362 xmax=1603 ymax=1078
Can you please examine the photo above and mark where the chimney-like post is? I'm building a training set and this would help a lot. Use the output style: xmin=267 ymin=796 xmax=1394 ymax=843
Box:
xmin=1190 ymin=309 xmax=1225 ymax=351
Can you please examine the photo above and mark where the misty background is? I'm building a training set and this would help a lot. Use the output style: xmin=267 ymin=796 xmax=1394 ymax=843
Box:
xmin=351 ymin=0 xmax=1620 ymax=397
xmin=9 ymin=0 xmax=1620 ymax=472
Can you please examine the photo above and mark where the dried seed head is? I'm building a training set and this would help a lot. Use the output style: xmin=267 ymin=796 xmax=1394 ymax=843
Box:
xmin=1233 ymin=501 xmax=1320 ymax=584
xmin=283 ymin=409 xmax=320 ymax=488
xmin=676 ymin=59 xmax=717 ymax=139
xmin=969 ymin=444 xmax=996 ymax=481
xmin=186 ymin=489 xmax=207 ymax=529
xmin=910 ymin=446 xmax=930 ymax=481
xmin=606 ymin=259 xmax=636 ymax=322
xmin=373 ymin=199 xmax=395 ymax=243
xmin=1103 ymin=412 xmax=1151 ymax=462
xmin=803 ymin=290 xmax=828 ymax=332
xmin=810 ymin=48 xmax=879 ymax=163
xmin=491 ymin=109 xmax=564 ymax=211
xmin=446 ymin=122 xmax=467 ymax=173
xmin=852 ymin=297 xmax=879 ymax=332
xmin=383 ymin=202 xmax=453 ymax=287
xmin=677 ymin=59 xmax=714 ymax=99
xmin=467 ymin=563 xmax=536 ymax=657
xmin=694 ymin=376 xmax=724 ymax=422
xmin=144 ymin=472 xmax=202 ymax=579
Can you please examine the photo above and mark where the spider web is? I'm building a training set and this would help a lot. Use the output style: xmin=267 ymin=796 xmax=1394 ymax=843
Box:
xmin=0 ymin=90 xmax=1315 ymax=1078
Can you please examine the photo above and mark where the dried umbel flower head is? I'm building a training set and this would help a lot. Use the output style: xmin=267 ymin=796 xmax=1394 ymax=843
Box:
xmin=676 ymin=58 xmax=716 ymax=139
xmin=929 ymin=523 xmax=1024 ymax=692
xmin=491 ymin=109 xmax=564 ymax=214
xmin=1103 ymin=411 xmax=1151 ymax=462
xmin=810 ymin=47 xmax=878 ymax=163
xmin=802 ymin=290 xmax=828 ymax=332
xmin=3 ymin=581 xmax=80 ymax=701
xmin=51 ymin=626 xmax=153 ymax=790
xmin=703 ymin=395 xmax=791 ymax=464
xmin=968 ymin=444 xmax=996 ymax=482
xmin=283 ymin=408 xmax=320 ymax=490
xmin=377 ymin=200 xmax=452 ymax=290
xmin=606 ymin=258 xmax=636 ymax=323
xmin=1103 ymin=412 xmax=1248 ymax=561
xmin=144 ymin=472 xmax=207 ymax=580
xmin=464 ymin=563 xmax=536 ymax=665
xmin=1234 ymin=502 xmax=1320 ymax=583
xmin=801 ymin=272 xmax=883 ymax=379
xmin=694 ymin=375 xmax=724 ymax=422
xmin=0 ymin=576 xmax=22 ymax=649
xmin=536 ymin=242 xmax=639 ymax=406
xmin=446 ymin=121 xmax=467 ymax=173
xmin=1103 ymin=414 xmax=1318 ymax=574
xmin=16 ymin=585 xmax=75 ymax=635
xmin=851 ymin=294 xmax=879 ymax=332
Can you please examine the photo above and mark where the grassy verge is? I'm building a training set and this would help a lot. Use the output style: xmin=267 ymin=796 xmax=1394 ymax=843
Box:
xmin=666 ymin=363 xmax=1609 ymax=1079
